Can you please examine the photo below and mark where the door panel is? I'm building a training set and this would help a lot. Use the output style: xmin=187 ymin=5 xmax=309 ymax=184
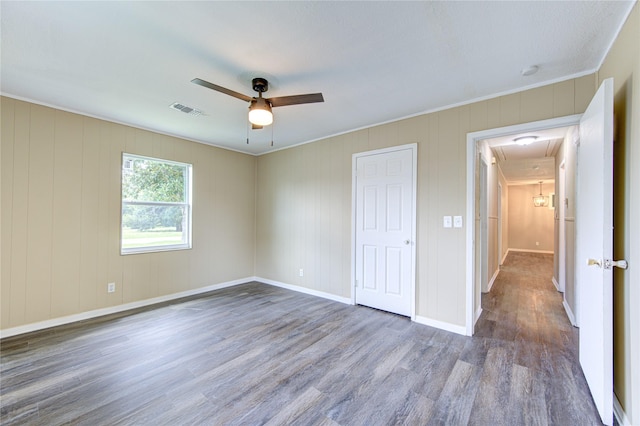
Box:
xmin=355 ymin=147 xmax=414 ymax=316
xmin=576 ymin=78 xmax=614 ymax=426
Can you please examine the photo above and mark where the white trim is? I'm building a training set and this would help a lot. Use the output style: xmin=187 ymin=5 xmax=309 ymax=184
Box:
xmin=475 ymin=306 xmax=483 ymax=325
xmin=487 ymin=268 xmax=500 ymax=292
xmin=614 ymin=394 xmax=631 ymax=426
xmin=552 ymin=277 xmax=560 ymax=292
xmin=466 ymin=115 xmax=583 ymax=337
xmin=563 ymin=299 xmax=577 ymax=327
xmin=351 ymin=144 xmax=418 ymax=320
xmin=501 ymin=250 xmax=509 ymax=265
xmin=261 ymin=278 xmax=475 ymax=336
xmin=4 ymin=277 xmax=477 ymax=341
xmin=0 ymin=277 xmax=253 ymax=339
xmin=414 ymin=315 xmax=468 ymax=336
xmin=0 ymin=93 xmax=256 ymax=157
xmin=507 ymin=248 xmax=554 ymax=255
xmin=257 ymin=277 xmax=352 ymax=305
xmin=262 ymin=72 xmax=597 ymax=157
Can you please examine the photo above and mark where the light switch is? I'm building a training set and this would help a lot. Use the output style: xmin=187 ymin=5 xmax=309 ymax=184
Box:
xmin=454 ymin=216 xmax=463 ymax=228
xmin=443 ymin=216 xmax=452 ymax=228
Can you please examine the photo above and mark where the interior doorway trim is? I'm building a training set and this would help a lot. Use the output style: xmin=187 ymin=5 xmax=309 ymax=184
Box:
xmin=465 ymin=114 xmax=582 ymax=336
xmin=351 ymin=143 xmax=418 ymax=320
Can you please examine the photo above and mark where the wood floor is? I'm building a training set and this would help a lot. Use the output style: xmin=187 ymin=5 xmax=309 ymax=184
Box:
xmin=1 ymin=252 xmax=603 ymax=425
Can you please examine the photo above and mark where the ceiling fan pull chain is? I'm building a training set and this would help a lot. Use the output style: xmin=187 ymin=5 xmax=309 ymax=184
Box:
xmin=271 ymin=120 xmax=274 ymax=147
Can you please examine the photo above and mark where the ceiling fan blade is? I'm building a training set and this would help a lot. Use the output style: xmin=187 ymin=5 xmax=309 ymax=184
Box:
xmin=191 ymin=78 xmax=253 ymax=102
xmin=268 ymin=93 xmax=324 ymax=107
xmin=252 ymin=123 xmax=263 ymax=130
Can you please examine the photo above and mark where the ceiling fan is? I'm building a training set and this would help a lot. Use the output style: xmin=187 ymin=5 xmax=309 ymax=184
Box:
xmin=191 ymin=77 xmax=324 ymax=129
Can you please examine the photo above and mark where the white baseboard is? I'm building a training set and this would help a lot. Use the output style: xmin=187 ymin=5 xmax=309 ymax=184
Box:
xmin=563 ymin=299 xmax=577 ymax=327
xmin=473 ymin=306 xmax=482 ymax=328
xmin=475 ymin=307 xmax=483 ymax=324
xmin=552 ymin=277 xmax=560 ymax=291
xmin=500 ymin=250 xmax=509 ymax=265
xmin=487 ymin=269 xmax=500 ymax=292
xmin=2 ymin=276 xmax=471 ymax=341
xmin=0 ymin=277 xmax=253 ymax=339
xmin=614 ymin=393 xmax=631 ymax=425
xmin=414 ymin=315 xmax=468 ymax=336
xmin=256 ymin=277 xmax=352 ymax=305
xmin=507 ymin=248 xmax=554 ymax=254
xmin=259 ymin=278 xmax=475 ymax=337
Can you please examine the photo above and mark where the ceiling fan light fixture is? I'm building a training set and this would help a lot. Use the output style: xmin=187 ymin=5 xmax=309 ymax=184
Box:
xmin=514 ymin=136 xmax=538 ymax=146
xmin=248 ymin=97 xmax=273 ymax=126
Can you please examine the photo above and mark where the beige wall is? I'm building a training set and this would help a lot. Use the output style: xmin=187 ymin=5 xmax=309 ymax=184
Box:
xmin=507 ymin=183 xmax=555 ymax=252
xmin=598 ymin=2 xmax=640 ymax=423
xmin=256 ymin=75 xmax=596 ymax=328
xmin=1 ymin=98 xmax=257 ymax=330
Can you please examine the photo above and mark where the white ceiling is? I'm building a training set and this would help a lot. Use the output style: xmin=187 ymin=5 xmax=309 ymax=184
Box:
xmin=1 ymin=1 xmax=635 ymax=155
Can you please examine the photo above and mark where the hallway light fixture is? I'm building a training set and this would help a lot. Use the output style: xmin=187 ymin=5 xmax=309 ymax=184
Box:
xmin=533 ymin=181 xmax=549 ymax=207
xmin=514 ymin=136 xmax=538 ymax=146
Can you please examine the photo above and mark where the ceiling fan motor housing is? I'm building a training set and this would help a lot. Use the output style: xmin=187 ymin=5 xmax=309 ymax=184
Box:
xmin=252 ymin=77 xmax=269 ymax=93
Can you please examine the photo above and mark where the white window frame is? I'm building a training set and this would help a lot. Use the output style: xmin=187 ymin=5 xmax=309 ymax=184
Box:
xmin=121 ymin=153 xmax=192 ymax=255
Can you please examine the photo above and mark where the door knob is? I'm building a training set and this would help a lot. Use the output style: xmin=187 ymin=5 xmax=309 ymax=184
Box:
xmin=604 ymin=259 xmax=628 ymax=270
xmin=404 ymin=240 xmax=411 ymax=245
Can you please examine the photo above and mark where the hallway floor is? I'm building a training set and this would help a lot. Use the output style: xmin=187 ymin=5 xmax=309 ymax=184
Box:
xmin=475 ymin=251 xmax=603 ymax=425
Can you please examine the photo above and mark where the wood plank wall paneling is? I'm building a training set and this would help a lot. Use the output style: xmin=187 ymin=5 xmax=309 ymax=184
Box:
xmin=1 ymin=97 xmax=256 ymax=330
xmin=51 ymin=111 xmax=83 ymax=318
xmin=79 ymin=117 xmax=101 ymax=312
xmin=1 ymin=98 xmax=16 ymax=327
xmin=255 ymin=75 xmax=597 ymax=330
xmin=2 ymin=75 xmax=596 ymax=332
xmin=26 ymin=105 xmax=55 ymax=323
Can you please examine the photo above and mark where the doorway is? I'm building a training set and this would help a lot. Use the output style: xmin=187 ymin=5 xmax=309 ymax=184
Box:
xmin=352 ymin=144 xmax=417 ymax=318
xmin=465 ymin=114 xmax=582 ymax=335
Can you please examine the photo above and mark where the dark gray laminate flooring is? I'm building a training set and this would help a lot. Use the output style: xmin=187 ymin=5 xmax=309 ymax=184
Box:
xmin=1 ymin=252 xmax=603 ymax=425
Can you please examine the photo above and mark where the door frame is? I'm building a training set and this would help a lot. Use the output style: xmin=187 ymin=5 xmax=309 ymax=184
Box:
xmin=465 ymin=114 xmax=582 ymax=335
xmin=351 ymin=143 xmax=418 ymax=320
xmin=479 ymin=156 xmax=489 ymax=293
xmin=558 ymin=160 xmax=567 ymax=293
xmin=497 ymin=182 xmax=503 ymax=268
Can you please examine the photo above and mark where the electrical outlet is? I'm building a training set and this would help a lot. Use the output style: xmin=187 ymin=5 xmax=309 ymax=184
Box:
xmin=299 ymin=269 xmax=304 ymax=277
xmin=536 ymin=241 xmax=540 ymax=246
xmin=107 ymin=282 xmax=116 ymax=293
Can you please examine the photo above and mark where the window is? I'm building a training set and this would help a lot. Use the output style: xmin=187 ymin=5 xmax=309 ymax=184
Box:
xmin=121 ymin=153 xmax=192 ymax=254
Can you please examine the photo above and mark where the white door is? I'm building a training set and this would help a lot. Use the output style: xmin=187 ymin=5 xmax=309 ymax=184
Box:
xmin=576 ymin=78 xmax=614 ymax=426
xmin=354 ymin=147 xmax=415 ymax=316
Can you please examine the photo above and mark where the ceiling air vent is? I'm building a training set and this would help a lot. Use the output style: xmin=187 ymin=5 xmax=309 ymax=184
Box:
xmin=170 ymin=102 xmax=205 ymax=116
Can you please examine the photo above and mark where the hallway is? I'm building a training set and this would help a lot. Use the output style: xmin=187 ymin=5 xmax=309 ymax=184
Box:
xmin=474 ymin=251 xmax=602 ymax=425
